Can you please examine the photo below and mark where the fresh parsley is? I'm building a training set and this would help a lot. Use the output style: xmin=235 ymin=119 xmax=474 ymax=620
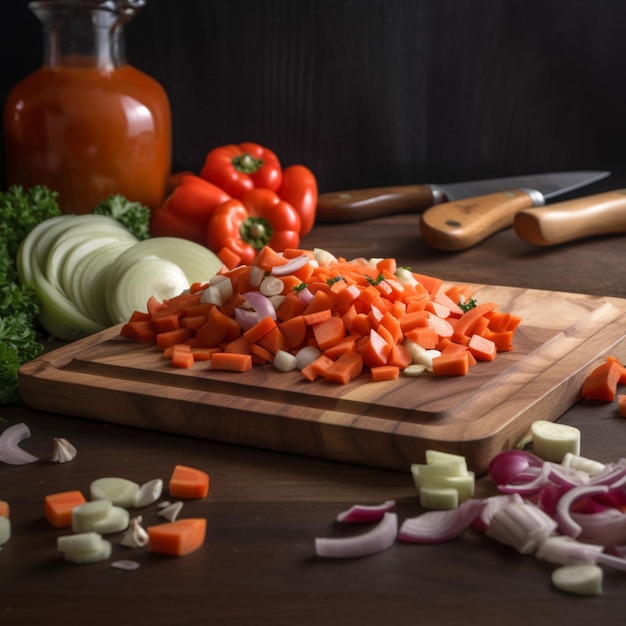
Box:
xmin=92 ymin=194 xmax=151 ymax=240
xmin=459 ymin=297 xmax=478 ymax=313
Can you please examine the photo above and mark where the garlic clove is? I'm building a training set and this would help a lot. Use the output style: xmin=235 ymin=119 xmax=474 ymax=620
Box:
xmin=50 ymin=437 xmax=77 ymax=463
xmin=120 ymin=516 xmax=149 ymax=548
xmin=133 ymin=478 xmax=163 ymax=508
xmin=158 ymin=501 xmax=183 ymax=522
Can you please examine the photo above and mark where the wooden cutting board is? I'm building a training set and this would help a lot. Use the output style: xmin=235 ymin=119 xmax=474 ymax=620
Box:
xmin=18 ymin=284 xmax=626 ymax=474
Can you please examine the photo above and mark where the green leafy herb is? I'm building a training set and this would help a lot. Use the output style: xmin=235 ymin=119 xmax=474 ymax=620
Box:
xmin=0 ymin=185 xmax=60 ymax=405
xmin=293 ymin=282 xmax=307 ymax=292
xmin=92 ymin=194 xmax=151 ymax=240
xmin=459 ymin=297 xmax=477 ymax=313
xmin=366 ymin=273 xmax=385 ymax=286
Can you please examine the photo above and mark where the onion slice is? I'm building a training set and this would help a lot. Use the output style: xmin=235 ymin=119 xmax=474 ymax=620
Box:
xmin=270 ymin=255 xmax=309 ymax=276
xmin=315 ymin=512 xmax=397 ymax=558
xmin=336 ymin=500 xmax=396 ymax=523
xmin=0 ymin=422 xmax=39 ymax=465
xmin=242 ymin=291 xmax=277 ymax=321
xmin=555 ymin=484 xmax=610 ymax=538
xmin=398 ymin=498 xmax=485 ymax=543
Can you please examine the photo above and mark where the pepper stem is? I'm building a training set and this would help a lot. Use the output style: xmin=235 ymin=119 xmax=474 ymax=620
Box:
xmin=232 ymin=153 xmax=264 ymax=174
xmin=240 ymin=216 xmax=273 ymax=250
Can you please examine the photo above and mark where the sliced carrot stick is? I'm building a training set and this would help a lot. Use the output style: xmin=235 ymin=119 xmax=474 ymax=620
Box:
xmin=169 ymin=464 xmax=210 ymax=498
xmin=370 ymin=364 xmax=400 ymax=382
xmin=223 ymin=336 xmax=252 ymax=354
xmin=388 ymin=342 xmax=413 ymax=368
xmin=404 ymin=326 xmax=438 ymax=349
xmin=355 ymin=328 xmax=392 ymax=368
xmin=278 ymin=315 xmax=307 ymax=349
xmin=148 ymin=518 xmax=207 ymax=556
xmin=241 ymin=315 xmax=277 ymax=344
xmin=254 ymin=245 xmax=290 ymax=271
xmin=256 ymin=325 xmax=288 ymax=355
xmin=180 ymin=315 xmax=207 ymax=330
xmin=452 ymin=302 xmax=498 ymax=343
xmin=45 ymin=490 xmax=87 ymax=528
xmin=191 ymin=346 xmax=222 ymax=361
xmin=128 ymin=309 xmax=152 ymax=322
xmin=581 ymin=358 xmax=624 ymax=401
xmin=210 ymin=352 xmax=253 ymax=372
xmin=218 ymin=245 xmax=242 ymax=269
xmin=120 ymin=320 xmax=157 ymax=343
xmin=323 ymin=336 xmax=357 ymax=359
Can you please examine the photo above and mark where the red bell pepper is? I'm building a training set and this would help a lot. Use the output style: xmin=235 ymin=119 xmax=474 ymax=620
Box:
xmin=206 ymin=188 xmax=301 ymax=266
xmin=200 ymin=142 xmax=282 ymax=199
xmin=278 ymin=164 xmax=318 ymax=236
xmin=150 ymin=174 xmax=231 ymax=243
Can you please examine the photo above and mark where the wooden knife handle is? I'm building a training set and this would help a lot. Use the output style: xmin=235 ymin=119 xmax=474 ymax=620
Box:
xmin=419 ymin=189 xmax=539 ymax=251
xmin=513 ymin=190 xmax=626 ymax=245
xmin=316 ymin=185 xmax=436 ymax=222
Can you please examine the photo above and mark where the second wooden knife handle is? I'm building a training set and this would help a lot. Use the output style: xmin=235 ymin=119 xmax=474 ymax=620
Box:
xmin=419 ymin=189 xmax=538 ymax=251
xmin=513 ymin=189 xmax=626 ymax=245
xmin=315 ymin=185 xmax=436 ymax=222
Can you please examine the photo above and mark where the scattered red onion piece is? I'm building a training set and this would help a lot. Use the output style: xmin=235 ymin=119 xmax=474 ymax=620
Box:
xmin=488 ymin=449 xmax=543 ymax=486
xmin=315 ymin=512 xmax=398 ymax=558
xmin=336 ymin=500 xmax=396 ymax=523
xmin=497 ymin=462 xmax=552 ymax=496
xmin=0 ymin=422 xmax=39 ymax=465
xmin=398 ymin=499 xmax=485 ymax=544
xmin=471 ymin=493 xmax=524 ymax=533
xmin=298 ymin=287 xmax=314 ymax=305
xmin=555 ymin=484 xmax=610 ymax=539
xmin=570 ymin=506 xmax=626 ymax=546
xmin=233 ymin=307 xmax=258 ymax=331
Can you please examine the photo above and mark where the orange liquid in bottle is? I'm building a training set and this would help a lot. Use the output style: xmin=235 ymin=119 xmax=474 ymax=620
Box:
xmin=4 ymin=63 xmax=171 ymax=214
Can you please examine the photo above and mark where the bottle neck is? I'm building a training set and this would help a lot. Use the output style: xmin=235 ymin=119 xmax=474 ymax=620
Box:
xmin=29 ymin=1 xmax=135 ymax=69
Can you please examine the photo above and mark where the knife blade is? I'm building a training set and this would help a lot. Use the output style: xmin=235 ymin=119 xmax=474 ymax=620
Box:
xmin=417 ymin=171 xmax=610 ymax=251
xmin=513 ymin=189 xmax=626 ymax=246
xmin=315 ymin=171 xmax=609 ymax=223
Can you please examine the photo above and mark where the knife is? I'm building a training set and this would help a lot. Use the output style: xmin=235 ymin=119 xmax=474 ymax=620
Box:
xmin=417 ymin=171 xmax=610 ymax=251
xmin=315 ymin=171 xmax=609 ymax=224
xmin=513 ymin=189 xmax=626 ymax=246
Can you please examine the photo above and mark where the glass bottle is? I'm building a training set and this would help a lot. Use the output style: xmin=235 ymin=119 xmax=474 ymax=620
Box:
xmin=3 ymin=0 xmax=171 ymax=214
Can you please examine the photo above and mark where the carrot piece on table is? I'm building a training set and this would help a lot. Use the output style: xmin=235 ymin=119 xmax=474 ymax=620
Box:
xmin=256 ymin=325 xmax=288 ymax=355
xmin=148 ymin=518 xmax=207 ymax=556
xmin=190 ymin=347 xmax=222 ymax=361
xmin=0 ymin=500 xmax=9 ymax=518
xmin=301 ymin=354 xmax=334 ymax=381
xmin=426 ymin=313 xmax=454 ymax=340
xmin=581 ymin=358 xmax=624 ymax=401
xmin=278 ymin=315 xmax=307 ymax=349
xmin=370 ymin=365 xmax=400 ymax=382
xmin=618 ymin=394 xmax=626 ymax=417
xmin=452 ymin=302 xmax=498 ymax=343
xmin=356 ymin=328 xmax=393 ymax=368
xmin=223 ymin=336 xmax=252 ymax=355
xmin=180 ymin=315 xmax=208 ymax=330
xmin=302 ymin=307 xmax=333 ymax=326
xmin=44 ymin=490 xmax=87 ymax=528
xmin=608 ymin=356 xmax=626 ymax=384
xmin=277 ymin=291 xmax=307 ymax=321
xmin=434 ymin=292 xmax=464 ymax=317
xmin=210 ymin=352 xmax=253 ymax=372
xmin=468 ymin=333 xmax=497 ymax=362
xmin=404 ymin=326 xmax=439 ymax=350
xmin=388 ymin=342 xmax=412 ymax=368
xmin=254 ymin=245 xmax=290 ymax=271
xmin=242 ymin=315 xmax=277 ymax=343
xmin=322 ymin=350 xmax=364 ymax=384
xmin=432 ymin=351 xmax=471 ymax=376
xmin=128 ymin=309 xmax=152 ymax=322
xmin=323 ymin=336 xmax=357 ymax=359
xmin=169 ymin=464 xmax=210 ymax=499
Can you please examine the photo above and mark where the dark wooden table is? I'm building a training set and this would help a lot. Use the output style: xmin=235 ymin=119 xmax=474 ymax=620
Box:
xmin=2 ymin=213 xmax=625 ymax=626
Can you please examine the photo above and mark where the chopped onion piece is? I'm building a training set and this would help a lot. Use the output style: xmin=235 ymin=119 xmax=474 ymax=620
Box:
xmin=248 ymin=264 xmax=266 ymax=287
xmin=571 ymin=507 xmax=626 ymax=546
xmin=273 ymin=350 xmax=298 ymax=372
xmin=535 ymin=535 xmax=605 ymax=566
xmin=270 ymin=255 xmax=309 ymax=276
xmin=313 ymin=248 xmax=337 ymax=266
xmin=336 ymin=500 xmax=396 ymax=523
xmin=555 ymin=484 xmax=609 ymax=538
xmin=234 ymin=307 xmax=259 ymax=330
xmin=398 ymin=499 xmax=485 ymax=543
xmin=298 ymin=286 xmax=314 ymax=305
xmin=488 ymin=449 xmax=544 ymax=486
xmin=551 ymin=563 xmax=603 ymax=596
xmin=561 ymin=453 xmax=606 ymax=476
xmin=134 ymin=478 xmax=163 ymax=508
xmin=295 ymin=345 xmax=322 ymax=370
xmin=260 ymin=276 xmax=285 ymax=296
xmin=158 ymin=501 xmax=183 ymax=522
xmin=471 ymin=493 xmax=524 ymax=533
xmin=315 ymin=512 xmax=397 ymax=558
xmin=242 ymin=291 xmax=276 ymax=321
xmin=50 ymin=437 xmax=77 ymax=463
xmin=0 ymin=422 xmax=39 ymax=465
xmin=111 ymin=559 xmax=141 ymax=571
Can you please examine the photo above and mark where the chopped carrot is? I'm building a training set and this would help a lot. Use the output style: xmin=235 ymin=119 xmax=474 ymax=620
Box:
xmin=171 ymin=348 xmax=195 ymax=368
xmin=120 ymin=245 xmax=522 ymax=385
xmin=608 ymin=356 xmax=626 ymax=384
xmin=581 ymin=358 xmax=624 ymax=401
xmin=323 ymin=350 xmax=364 ymax=384
xmin=468 ymin=333 xmax=497 ymax=362
xmin=169 ymin=464 xmax=210 ymax=498
xmin=618 ymin=394 xmax=626 ymax=417
xmin=432 ymin=351 xmax=471 ymax=376
xmin=210 ymin=352 xmax=253 ymax=372
xmin=148 ymin=518 xmax=207 ymax=556
xmin=44 ymin=490 xmax=87 ymax=528
xmin=370 ymin=365 xmax=400 ymax=382
xmin=217 ymin=245 xmax=242 ymax=269
xmin=0 ymin=500 xmax=9 ymax=518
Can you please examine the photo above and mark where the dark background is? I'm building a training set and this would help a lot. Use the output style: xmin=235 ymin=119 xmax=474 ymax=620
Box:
xmin=2 ymin=0 xmax=625 ymax=194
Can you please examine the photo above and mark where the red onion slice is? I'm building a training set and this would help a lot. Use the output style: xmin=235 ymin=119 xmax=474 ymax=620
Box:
xmin=315 ymin=512 xmax=397 ymax=558
xmin=570 ymin=507 xmax=626 ymax=546
xmin=555 ymin=484 xmax=610 ymax=539
xmin=242 ymin=291 xmax=277 ymax=321
xmin=336 ymin=500 xmax=396 ymax=523
xmin=398 ymin=499 xmax=486 ymax=543
xmin=471 ymin=493 xmax=524 ymax=533
xmin=0 ymin=422 xmax=39 ymax=465
xmin=488 ymin=449 xmax=544 ymax=486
